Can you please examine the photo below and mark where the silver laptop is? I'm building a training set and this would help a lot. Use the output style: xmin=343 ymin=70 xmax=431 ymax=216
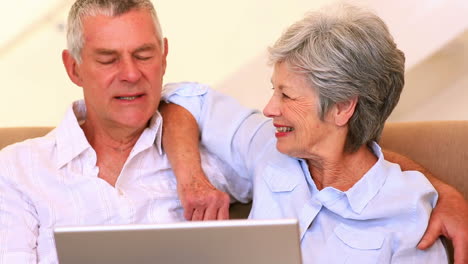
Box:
xmin=54 ymin=219 xmax=302 ymax=264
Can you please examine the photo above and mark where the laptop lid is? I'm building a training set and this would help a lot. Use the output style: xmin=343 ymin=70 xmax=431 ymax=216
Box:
xmin=54 ymin=219 xmax=302 ymax=264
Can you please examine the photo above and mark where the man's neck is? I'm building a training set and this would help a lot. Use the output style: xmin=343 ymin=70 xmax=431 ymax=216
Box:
xmin=81 ymin=120 xmax=146 ymax=187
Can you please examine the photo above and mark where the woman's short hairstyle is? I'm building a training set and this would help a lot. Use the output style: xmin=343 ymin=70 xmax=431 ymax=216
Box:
xmin=67 ymin=0 xmax=164 ymax=64
xmin=269 ymin=4 xmax=405 ymax=152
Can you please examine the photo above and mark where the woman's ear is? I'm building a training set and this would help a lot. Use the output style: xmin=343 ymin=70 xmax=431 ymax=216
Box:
xmin=62 ymin=50 xmax=83 ymax=87
xmin=332 ymin=96 xmax=358 ymax=126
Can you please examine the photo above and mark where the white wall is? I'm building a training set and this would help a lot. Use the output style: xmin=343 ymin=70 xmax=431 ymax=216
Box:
xmin=0 ymin=0 xmax=332 ymax=127
xmin=389 ymin=30 xmax=468 ymax=122
xmin=1 ymin=0 xmax=467 ymax=127
xmin=208 ymin=0 xmax=468 ymax=117
xmin=0 ymin=0 xmax=79 ymax=127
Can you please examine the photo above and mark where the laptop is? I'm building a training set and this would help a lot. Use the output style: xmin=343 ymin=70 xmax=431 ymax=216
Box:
xmin=54 ymin=219 xmax=302 ymax=264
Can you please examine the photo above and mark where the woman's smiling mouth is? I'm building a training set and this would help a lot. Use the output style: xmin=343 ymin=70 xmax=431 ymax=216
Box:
xmin=276 ymin=126 xmax=294 ymax=133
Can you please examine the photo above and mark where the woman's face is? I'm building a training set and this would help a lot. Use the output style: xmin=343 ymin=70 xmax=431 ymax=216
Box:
xmin=263 ymin=62 xmax=336 ymax=158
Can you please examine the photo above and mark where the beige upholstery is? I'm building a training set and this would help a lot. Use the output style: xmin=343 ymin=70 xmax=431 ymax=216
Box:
xmin=380 ymin=121 xmax=468 ymax=200
xmin=1 ymin=121 xmax=467 ymax=203
xmin=1 ymin=121 xmax=466 ymax=262
xmin=0 ymin=127 xmax=53 ymax=150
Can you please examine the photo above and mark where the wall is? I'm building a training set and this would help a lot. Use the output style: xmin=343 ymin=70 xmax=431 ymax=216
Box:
xmin=390 ymin=30 xmax=468 ymax=122
xmin=0 ymin=0 xmax=467 ymax=127
xmin=0 ymin=0 xmax=331 ymax=127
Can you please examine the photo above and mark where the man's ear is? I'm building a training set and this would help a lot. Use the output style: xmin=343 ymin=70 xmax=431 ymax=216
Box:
xmin=161 ymin=38 xmax=169 ymax=75
xmin=62 ymin=50 xmax=83 ymax=87
xmin=332 ymin=96 xmax=358 ymax=127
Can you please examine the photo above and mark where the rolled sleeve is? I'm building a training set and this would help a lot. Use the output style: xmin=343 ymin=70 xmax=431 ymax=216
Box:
xmin=162 ymin=82 xmax=209 ymax=124
xmin=162 ymin=82 xmax=275 ymax=181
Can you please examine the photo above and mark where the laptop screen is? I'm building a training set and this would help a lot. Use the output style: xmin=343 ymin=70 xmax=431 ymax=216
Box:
xmin=54 ymin=219 xmax=302 ymax=264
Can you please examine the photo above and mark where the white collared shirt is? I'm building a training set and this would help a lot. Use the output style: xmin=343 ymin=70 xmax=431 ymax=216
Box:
xmin=0 ymin=100 xmax=251 ymax=264
xmin=163 ymin=82 xmax=448 ymax=264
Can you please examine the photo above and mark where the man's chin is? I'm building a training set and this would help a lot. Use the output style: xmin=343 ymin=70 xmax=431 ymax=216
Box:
xmin=111 ymin=113 xmax=153 ymax=130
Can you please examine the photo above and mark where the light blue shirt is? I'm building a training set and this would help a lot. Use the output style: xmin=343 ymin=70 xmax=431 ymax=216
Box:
xmin=163 ymin=82 xmax=448 ymax=264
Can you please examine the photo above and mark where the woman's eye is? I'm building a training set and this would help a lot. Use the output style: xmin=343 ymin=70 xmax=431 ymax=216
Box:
xmin=271 ymin=87 xmax=292 ymax=99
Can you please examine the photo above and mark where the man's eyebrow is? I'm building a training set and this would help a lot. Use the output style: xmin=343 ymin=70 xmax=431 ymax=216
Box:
xmin=134 ymin=43 xmax=157 ymax=53
xmin=92 ymin=44 xmax=157 ymax=56
xmin=94 ymin=49 xmax=117 ymax=56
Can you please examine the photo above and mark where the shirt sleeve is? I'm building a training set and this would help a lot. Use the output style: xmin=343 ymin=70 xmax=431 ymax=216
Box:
xmin=199 ymin=147 xmax=252 ymax=203
xmin=162 ymin=82 xmax=275 ymax=181
xmin=0 ymin=152 xmax=39 ymax=264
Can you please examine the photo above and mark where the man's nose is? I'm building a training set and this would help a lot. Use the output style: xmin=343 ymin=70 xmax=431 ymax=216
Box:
xmin=263 ymin=95 xmax=281 ymax=118
xmin=119 ymin=58 xmax=142 ymax=83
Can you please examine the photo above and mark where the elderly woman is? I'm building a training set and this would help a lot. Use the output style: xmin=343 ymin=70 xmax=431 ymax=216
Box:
xmin=161 ymin=4 xmax=449 ymax=263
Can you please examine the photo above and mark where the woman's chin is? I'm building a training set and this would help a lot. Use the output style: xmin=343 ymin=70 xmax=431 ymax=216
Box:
xmin=276 ymin=142 xmax=294 ymax=156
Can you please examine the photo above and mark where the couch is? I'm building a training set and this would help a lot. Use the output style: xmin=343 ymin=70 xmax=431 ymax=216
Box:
xmin=1 ymin=121 xmax=467 ymax=262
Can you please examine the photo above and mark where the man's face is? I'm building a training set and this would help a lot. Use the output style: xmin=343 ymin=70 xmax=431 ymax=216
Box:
xmin=67 ymin=9 xmax=168 ymax=130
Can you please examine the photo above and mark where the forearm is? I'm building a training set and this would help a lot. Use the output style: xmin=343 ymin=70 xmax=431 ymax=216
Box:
xmin=159 ymin=102 xmax=205 ymax=184
xmin=159 ymin=102 xmax=232 ymax=220
xmin=161 ymin=83 xmax=263 ymax=211
xmin=163 ymin=83 xmax=262 ymax=174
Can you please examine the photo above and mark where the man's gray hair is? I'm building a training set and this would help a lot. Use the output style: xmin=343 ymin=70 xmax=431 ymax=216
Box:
xmin=269 ymin=4 xmax=405 ymax=152
xmin=67 ymin=0 xmax=164 ymax=64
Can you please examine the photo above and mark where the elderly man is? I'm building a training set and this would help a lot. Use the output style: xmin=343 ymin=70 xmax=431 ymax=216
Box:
xmin=0 ymin=0 xmax=248 ymax=263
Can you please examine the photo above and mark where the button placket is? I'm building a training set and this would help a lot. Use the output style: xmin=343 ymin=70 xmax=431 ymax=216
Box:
xmin=116 ymin=188 xmax=136 ymax=223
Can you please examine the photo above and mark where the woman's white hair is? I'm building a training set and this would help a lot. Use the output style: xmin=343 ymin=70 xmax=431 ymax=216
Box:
xmin=269 ymin=3 xmax=405 ymax=152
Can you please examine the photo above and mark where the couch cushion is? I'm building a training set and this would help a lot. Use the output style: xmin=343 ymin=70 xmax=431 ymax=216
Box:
xmin=380 ymin=120 xmax=468 ymax=200
xmin=0 ymin=127 xmax=53 ymax=150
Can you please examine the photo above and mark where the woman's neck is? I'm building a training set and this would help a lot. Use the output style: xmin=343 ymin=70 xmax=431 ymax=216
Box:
xmin=307 ymin=144 xmax=378 ymax=191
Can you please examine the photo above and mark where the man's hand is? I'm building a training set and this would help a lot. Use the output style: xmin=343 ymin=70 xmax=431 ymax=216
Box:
xmin=177 ymin=171 xmax=231 ymax=221
xmin=383 ymin=149 xmax=468 ymax=263
xmin=418 ymin=186 xmax=468 ymax=264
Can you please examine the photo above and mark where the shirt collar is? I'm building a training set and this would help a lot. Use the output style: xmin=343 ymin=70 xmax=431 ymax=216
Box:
xmin=132 ymin=111 xmax=163 ymax=157
xmin=55 ymin=100 xmax=163 ymax=169
xmin=344 ymin=142 xmax=388 ymax=214
xmin=55 ymin=100 xmax=92 ymax=169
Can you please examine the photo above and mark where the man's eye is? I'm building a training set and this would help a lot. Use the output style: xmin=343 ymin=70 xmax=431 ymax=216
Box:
xmin=282 ymin=93 xmax=291 ymax=99
xmin=97 ymin=59 xmax=116 ymax=65
xmin=135 ymin=56 xmax=152 ymax=61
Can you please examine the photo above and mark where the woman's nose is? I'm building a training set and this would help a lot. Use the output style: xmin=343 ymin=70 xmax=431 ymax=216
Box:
xmin=263 ymin=95 xmax=281 ymax=118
